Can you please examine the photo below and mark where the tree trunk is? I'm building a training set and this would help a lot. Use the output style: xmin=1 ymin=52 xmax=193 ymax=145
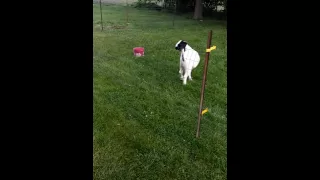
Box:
xmin=193 ymin=0 xmax=203 ymax=20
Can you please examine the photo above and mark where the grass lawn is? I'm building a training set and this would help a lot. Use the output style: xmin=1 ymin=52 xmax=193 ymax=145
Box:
xmin=93 ymin=3 xmax=227 ymax=180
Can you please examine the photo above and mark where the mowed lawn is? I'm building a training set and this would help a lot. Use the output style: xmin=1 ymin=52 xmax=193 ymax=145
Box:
xmin=93 ymin=3 xmax=227 ymax=180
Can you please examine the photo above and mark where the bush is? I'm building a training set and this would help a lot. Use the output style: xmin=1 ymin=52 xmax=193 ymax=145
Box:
xmin=133 ymin=0 xmax=162 ymax=11
xmin=133 ymin=0 xmax=226 ymax=19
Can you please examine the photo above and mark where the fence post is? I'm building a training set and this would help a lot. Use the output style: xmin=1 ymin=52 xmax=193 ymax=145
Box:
xmin=126 ymin=0 xmax=129 ymax=24
xmin=196 ymin=30 xmax=213 ymax=138
xmin=99 ymin=0 xmax=104 ymax=31
xmin=173 ymin=0 xmax=177 ymax=26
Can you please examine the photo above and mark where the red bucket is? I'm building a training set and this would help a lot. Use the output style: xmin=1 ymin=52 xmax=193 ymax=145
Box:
xmin=133 ymin=47 xmax=144 ymax=57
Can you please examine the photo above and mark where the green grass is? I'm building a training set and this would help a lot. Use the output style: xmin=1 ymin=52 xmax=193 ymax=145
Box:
xmin=93 ymin=3 xmax=227 ymax=180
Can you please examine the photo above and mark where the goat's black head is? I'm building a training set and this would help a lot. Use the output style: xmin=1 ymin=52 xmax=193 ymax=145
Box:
xmin=175 ymin=40 xmax=188 ymax=52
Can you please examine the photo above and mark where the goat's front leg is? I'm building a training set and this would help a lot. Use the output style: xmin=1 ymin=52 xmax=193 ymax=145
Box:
xmin=179 ymin=58 xmax=183 ymax=80
xmin=183 ymin=69 xmax=192 ymax=85
xmin=183 ymin=73 xmax=188 ymax=85
xmin=188 ymin=75 xmax=192 ymax=81
xmin=180 ymin=67 xmax=184 ymax=80
xmin=188 ymin=70 xmax=192 ymax=80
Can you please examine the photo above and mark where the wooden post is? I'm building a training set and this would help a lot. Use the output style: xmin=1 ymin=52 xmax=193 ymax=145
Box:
xmin=126 ymin=0 xmax=129 ymax=25
xmin=173 ymin=0 xmax=177 ymax=26
xmin=99 ymin=0 xmax=104 ymax=31
xmin=196 ymin=30 xmax=213 ymax=138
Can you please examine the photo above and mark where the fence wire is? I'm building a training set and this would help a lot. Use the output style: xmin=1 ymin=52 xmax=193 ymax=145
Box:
xmin=93 ymin=0 xmax=215 ymax=32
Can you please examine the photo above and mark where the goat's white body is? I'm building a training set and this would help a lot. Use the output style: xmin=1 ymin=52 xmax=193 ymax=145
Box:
xmin=179 ymin=45 xmax=200 ymax=85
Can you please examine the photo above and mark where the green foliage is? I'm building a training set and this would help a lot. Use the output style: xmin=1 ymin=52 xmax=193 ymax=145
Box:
xmin=135 ymin=0 xmax=226 ymax=19
xmin=134 ymin=0 xmax=163 ymax=10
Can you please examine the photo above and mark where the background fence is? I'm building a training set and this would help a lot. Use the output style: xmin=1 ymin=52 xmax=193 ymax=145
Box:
xmin=93 ymin=0 xmax=226 ymax=32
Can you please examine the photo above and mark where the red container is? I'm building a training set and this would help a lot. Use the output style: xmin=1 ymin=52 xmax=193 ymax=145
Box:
xmin=133 ymin=47 xmax=144 ymax=57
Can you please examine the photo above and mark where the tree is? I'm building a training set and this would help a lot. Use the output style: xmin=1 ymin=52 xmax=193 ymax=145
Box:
xmin=193 ymin=0 xmax=203 ymax=20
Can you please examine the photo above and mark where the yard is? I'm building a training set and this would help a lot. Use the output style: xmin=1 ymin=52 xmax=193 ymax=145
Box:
xmin=93 ymin=2 xmax=227 ymax=179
